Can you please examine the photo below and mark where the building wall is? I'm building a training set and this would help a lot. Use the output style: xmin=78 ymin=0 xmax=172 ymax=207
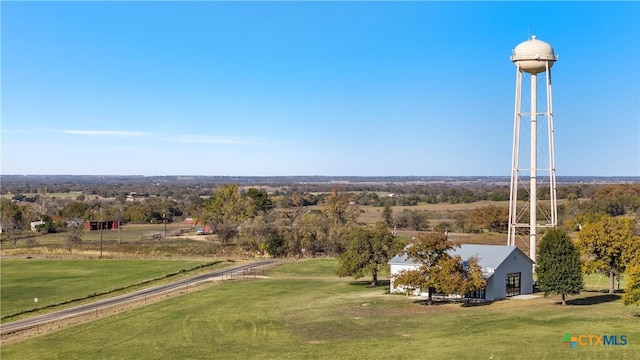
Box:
xmin=389 ymin=264 xmax=421 ymax=295
xmin=487 ymin=256 xmax=533 ymax=300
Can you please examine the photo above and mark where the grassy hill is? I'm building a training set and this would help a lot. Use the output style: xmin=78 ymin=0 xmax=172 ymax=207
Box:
xmin=2 ymin=259 xmax=638 ymax=359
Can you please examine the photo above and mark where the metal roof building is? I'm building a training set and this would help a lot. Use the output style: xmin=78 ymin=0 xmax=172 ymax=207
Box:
xmin=389 ymin=244 xmax=534 ymax=300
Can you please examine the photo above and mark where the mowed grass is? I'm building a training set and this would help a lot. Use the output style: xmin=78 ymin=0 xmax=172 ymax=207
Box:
xmin=2 ymin=259 xmax=639 ymax=360
xmin=0 ymin=259 xmax=216 ymax=319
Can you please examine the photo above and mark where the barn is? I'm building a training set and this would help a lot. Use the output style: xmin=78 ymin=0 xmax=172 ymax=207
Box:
xmin=389 ymin=244 xmax=534 ymax=301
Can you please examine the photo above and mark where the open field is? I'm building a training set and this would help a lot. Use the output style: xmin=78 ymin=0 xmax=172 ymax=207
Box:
xmin=0 ymin=259 xmax=224 ymax=320
xmin=2 ymin=259 xmax=638 ymax=359
xmin=357 ymin=200 xmax=567 ymax=227
xmin=1 ymin=223 xmax=195 ymax=248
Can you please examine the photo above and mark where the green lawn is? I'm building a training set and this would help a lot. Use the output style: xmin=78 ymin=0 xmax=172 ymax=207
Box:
xmin=2 ymin=259 xmax=638 ymax=359
xmin=0 ymin=259 xmax=218 ymax=319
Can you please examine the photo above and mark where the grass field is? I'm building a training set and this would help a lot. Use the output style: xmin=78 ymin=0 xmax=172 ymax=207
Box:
xmin=2 ymin=259 xmax=638 ymax=359
xmin=0 ymin=259 xmax=221 ymax=319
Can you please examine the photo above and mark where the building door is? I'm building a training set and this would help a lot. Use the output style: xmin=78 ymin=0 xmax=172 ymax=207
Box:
xmin=506 ymin=272 xmax=521 ymax=297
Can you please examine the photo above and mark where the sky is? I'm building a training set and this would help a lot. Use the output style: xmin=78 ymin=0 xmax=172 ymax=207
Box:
xmin=2 ymin=1 xmax=639 ymax=177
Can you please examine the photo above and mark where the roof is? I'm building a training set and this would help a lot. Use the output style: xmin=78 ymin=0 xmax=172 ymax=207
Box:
xmin=389 ymin=244 xmax=534 ymax=278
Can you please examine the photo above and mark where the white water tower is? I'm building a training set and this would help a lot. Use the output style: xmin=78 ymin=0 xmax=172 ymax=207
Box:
xmin=507 ymin=35 xmax=558 ymax=264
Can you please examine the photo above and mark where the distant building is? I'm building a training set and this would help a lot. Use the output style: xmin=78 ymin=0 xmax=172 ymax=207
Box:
xmin=84 ymin=220 xmax=119 ymax=231
xmin=31 ymin=220 xmax=45 ymax=231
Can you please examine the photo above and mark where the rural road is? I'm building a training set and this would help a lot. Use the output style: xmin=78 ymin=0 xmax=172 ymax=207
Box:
xmin=1 ymin=259 xmax=278 ymax=336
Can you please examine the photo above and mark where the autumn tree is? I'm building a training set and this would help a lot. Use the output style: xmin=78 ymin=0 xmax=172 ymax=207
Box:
xmin=470 ymin=205 xmax=508 ymax=233
xmin=394 ymin=232 xmax=459 ymax=304
xmin=205 ymin=184 xmax=254 ymax=244
xmin=459 ymin=256 xmax=487 ymax=302
xmin=536 ymin=228 xmax=583 ymax=305
xmin=281 ymin=192 xmax=309 ymax=226
xmin=321 ymin=189 xmax=359 ymax=226
xmin=393 ymin=268 xmax=426 ymax=297
xmin=576 ymin=216 xmax=638 ymax=294
xmin=623 ymin=257 xmax=640 ymax=307
xmin=395 ymin=209 xmax=429 ymax=231
xmin=336 ymin=222 xmax=401 ymax=286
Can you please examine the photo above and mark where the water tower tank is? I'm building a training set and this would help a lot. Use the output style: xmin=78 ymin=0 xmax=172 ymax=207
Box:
xmin=510 ymin=35 xmax=557 ymax=74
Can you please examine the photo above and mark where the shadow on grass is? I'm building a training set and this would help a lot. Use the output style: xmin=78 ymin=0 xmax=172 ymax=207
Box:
xmin=460 ymin=299 xmax=497 ymax=307
xmin=564 ymin=293 xmax=621 ymax=306
xmin=411 ymin=299 xmax=451 ymax=306
xmin=347 ymin=280 xmax=391 ymax=289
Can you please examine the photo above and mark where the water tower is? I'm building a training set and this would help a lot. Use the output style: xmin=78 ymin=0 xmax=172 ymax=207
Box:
xmin=507 ymin=35 xmax=558 ymax=264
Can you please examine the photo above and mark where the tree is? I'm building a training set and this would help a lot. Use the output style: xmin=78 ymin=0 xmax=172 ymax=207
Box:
xmin=395 ymin=210 xmax=429 ymax=231
xmin=576 ymin=216 xmax=638 ymax=294
xmin=623 ymin=259 xmax=640 ymax=306
xmin=336 ymin=222 xmax=401 ymax=286
xmin=205 ymin=184 xmax=254 ymax=244
xmin=61 ymin=201 xmax=90 ymax=220
xmin=64 ymin=221 xmax=84 ymax=253
xmin=246 ymin=188 xmax=274 ymax=215
xmin=382 ymin=205 xmax=393 ymax=227
xmin=394 ymin=232 xmax=459 ymax=304
xmin=282 ymin=192 xmax=308 ymax=226
xmin=393 ymin=268 xmax=426 ymax=297
xmin=321 ymin=189 xmax=359 ymax=226
xmin=470 ymin=205 xmax=508 ymax=233
xmin=460 ymin=256 xmax=487 ymax=302
xmin=1 ymin=198 xmax=25 ymax=245
xmin=536 ymin=228 xmax=583 ymax=305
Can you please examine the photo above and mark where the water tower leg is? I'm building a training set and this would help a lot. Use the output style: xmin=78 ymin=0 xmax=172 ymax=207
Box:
xmin=530 ymin=73 xmax=537 ymax=263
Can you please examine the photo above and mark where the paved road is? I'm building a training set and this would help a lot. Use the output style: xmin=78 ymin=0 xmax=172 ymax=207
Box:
xmin=1 ymin=259 xmax=278 ymax=336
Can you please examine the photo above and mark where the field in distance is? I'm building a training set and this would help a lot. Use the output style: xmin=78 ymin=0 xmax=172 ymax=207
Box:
xmin=2 ymin=259 xmax=638 ymax=359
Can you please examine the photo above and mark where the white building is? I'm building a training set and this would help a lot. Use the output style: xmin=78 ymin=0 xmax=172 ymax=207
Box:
xmin=389 ymin=244 xmax=534 ymax=301
xmin=30 ymin=220 xmax=45 ymax=231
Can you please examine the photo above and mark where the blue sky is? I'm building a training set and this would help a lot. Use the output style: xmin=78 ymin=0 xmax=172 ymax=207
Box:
xmin=2 ymin=1 xmax=639 ymax=176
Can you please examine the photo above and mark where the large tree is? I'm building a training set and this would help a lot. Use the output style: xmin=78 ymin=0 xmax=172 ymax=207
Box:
xmin=622 ymin=252 xmax=640 ymax=306
xmin=205 ymin=184 xmax=254 ymax=244
xmin=576 ymin=216 xmax=638 ymax=294
xmin=321 ymin=189 xmax=359 ymax=226
xmin=470 ymin=205 xmax=509 ymax=233
xmin=336 ymin=222 xmax=401 ymax=285
xmin=393 ymin=232 xmax=458 ymax=304
xmin=623 ymin=261 xmax=640 ymax=307
xmin=536 ymin=228 xmax=583 ymax=305
xmin=1 ymin=198 xmax=25 ymax=245
xmin=246 ymin=188 xmax=274 ymax=215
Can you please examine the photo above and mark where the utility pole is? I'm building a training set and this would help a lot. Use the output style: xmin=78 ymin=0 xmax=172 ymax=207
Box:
xmin=99 ymin=220 xmax=103 ymax=259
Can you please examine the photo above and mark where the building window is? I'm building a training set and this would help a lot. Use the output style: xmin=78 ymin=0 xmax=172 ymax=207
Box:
xmin=467 ymin=289 xmax=486 ymax=299
xmin=506 ymin=272 xmax=521 ymax=297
